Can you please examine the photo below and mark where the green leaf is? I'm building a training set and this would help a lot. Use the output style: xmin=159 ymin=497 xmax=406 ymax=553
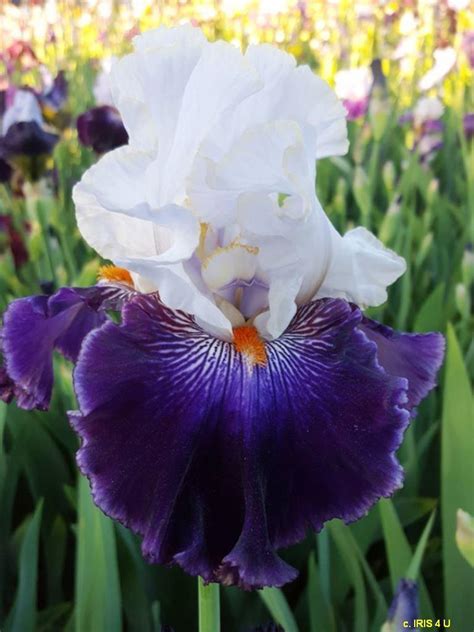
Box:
xmin=116 ymin=526 xmax=153 ymax=632
xmin=441 ymin=325 xmax=474 ymax=629
xmin=6 ymin=500 xmax=44 ymax=632
xmin=307 ymin=553 xmax=336 ymax=632
xmin=379 ymin=499 xmax=434 ymax=618
xmin=327 ymin=521 xmax=368 ymax=632
xmin=259 ymin=587 xmax=299 ymax=632
xmin=75 ymin=475 xmax=122 ymax=632
xmin=406 ymin=510 xmax=436 ymax=580
xmin=413 ymin=283 xmax=446 ymax=333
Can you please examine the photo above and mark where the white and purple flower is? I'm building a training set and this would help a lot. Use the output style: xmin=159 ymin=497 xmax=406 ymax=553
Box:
xmin=334 ymin=67 xmax=373 ymax=120
xmin=0 ymin=89 xmax=58 ymax=181
xmin=0 ymin=26 xmax=444 ymax=589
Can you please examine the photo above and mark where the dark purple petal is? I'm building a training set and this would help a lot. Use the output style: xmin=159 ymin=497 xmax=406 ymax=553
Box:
xmin=77 ymin=106 xmax=128 ymax=154
xmin=0 ymin=120 xmax=58 ymax=158
xmin=1 ymin=285 xmax=128 ymax=411
xmin=360 ymin=317 xmax=444 ymax=411
xmin=250 ymin=624 xmax=284 ymax=632
xmin=41 ymin=71 xmax=68 ymax=111
xmin=386 ymin=579 xmax=419 ymax=628
xmin=0 ymin=365 xmax=16 ymax=404
xmin=0 ymin=90 xmax=6 ymax=118
xmin=0 ymin=157 xmax=12 ymax=183
xmin=71 ymin=296 xmax=410 ymax=589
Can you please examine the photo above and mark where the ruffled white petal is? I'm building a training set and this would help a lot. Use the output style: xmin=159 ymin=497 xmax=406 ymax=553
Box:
xmin=316 ymin=226 xmax=406 ymax=307
xmin=73 ymin=25 xmax=407 ymax=341
xmin=2 ymin=89 xmax=43 ymax=134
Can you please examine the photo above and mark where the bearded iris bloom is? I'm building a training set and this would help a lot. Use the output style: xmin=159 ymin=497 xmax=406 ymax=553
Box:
xmin=0 ymin=26 xmax=444 ymax=590
xmin=0 ymin=89 xmax=58 ymax=181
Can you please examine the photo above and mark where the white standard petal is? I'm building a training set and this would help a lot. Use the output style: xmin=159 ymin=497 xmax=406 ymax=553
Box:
xmin=316 ymin=226 xmax=407 ymax=307
xmin=276 ymin=65 xmax=349 ymax=159
xmin=109 ymin=54 xmax=156 ymax=151
xmin=418 ymin=47 xmax=456 ymax=91
xmin=253 ymin=266 xmax=304 ymax=340
xmin=73 ymin=147 xmax=200 ymax=268
xmin=189 ymin=120 xmax=314 ymax=226
xmin=145 ymin=39 xmax=261 ymax=207
xmin=334 ymin=67 xmax=373 ymax=102
xmin=2 ymin=89 xmax=43 ymax=134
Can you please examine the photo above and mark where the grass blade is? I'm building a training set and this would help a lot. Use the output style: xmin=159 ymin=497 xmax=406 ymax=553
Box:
xmin=379 ymin=499 xmax=434 ymax=618
xmin=259 ymin=587 xmax=299 ymax=632
xmin=441 ymin=324 xmax=474 ymax=630
xmin=75 ymin=475 xmax=122 ymax=632
xmin=5 ymin=500 xmax=44 ymax=632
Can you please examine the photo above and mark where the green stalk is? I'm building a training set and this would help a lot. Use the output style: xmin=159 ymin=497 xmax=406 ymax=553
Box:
xmin=36 ymin=199 xmax=58 ymax=288
xmin=198 ymin=578 xmax=220 ymax=632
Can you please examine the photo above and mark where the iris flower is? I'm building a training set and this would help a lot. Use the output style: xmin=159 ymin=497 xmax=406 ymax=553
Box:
xmin=0 ymin=89 xmax=58 ymax=181
xmin=0 ymin=26 xmax=444 ymax=590
xmin=334 ymin=67 xmax=373 ymax=120
xmin=382 ymin=579 xmax=419 ymax=632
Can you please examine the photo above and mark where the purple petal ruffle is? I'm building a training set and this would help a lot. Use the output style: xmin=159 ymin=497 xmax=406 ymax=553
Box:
xmin=360 ymin=317 xmax=445 ymax=411
xmin=70 ymin=295 xmax=413 ymax=589
xmin=1 ymin=285 xmax=128 ymax=410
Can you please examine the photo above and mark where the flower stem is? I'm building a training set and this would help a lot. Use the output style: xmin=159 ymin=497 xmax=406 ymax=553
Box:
xmin=198 ymin=578 xmax=220 ymax=632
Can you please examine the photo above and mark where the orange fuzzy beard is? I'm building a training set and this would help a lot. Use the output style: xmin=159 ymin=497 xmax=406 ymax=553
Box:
xmin=233 ymin=326 xmax=267 ymax=367
xmin=98 ymin=265 xmax=134 ymax=286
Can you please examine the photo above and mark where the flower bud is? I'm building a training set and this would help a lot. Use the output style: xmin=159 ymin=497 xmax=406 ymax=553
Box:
xmin=456 ymin=509 xmax=474 ymax=567
xmin=455 ymin=283 xmax=470 ymax=320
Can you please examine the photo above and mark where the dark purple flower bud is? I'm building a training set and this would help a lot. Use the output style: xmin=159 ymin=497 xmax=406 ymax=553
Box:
xmin=385 ymin=579 xmax=419 ymax=629
xmin=464 ymin=113 xmax=474 ymax=139
xmin=77 ymin=106 xmax=128 ymax=154
xmin=250 ymin=624 xmax=285 ymax=632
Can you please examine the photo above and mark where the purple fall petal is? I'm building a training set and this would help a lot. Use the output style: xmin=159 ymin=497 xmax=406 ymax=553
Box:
xmin=0 ymin=120 xmax=58 ymax=158
xmin=1 ymin=285 xmax=128 ymax=411
xmin=41 ymin=70 xmax=68 ymax=112
xmin=360 ymin=317 xmax=444 ymax=411
xmin=71 ymin=295 xmax=410 ymax=589
xmin=343 ymin=97 xmax=369 ymax=120
xmin=77 ymin=106 xmax=128 ymax=154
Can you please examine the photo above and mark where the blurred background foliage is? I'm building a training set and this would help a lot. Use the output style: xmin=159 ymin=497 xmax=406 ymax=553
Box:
xmin=0 ymin=0 xmax=473 ymax=631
